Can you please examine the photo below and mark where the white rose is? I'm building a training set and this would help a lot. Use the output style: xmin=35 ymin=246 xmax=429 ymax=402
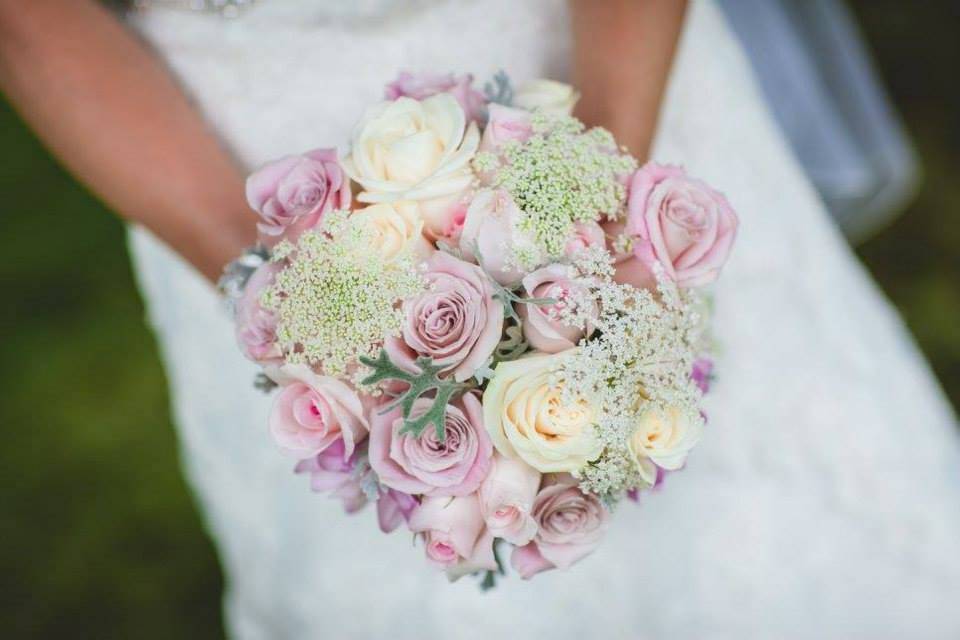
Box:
xmin=349 ymin=201 xmax=433 ymax=261
xmin=483 ymin=352 xmax=603 ymax=473
xmin=342 ymin=94 xmax=480 ymax=205
xmin=628 ymin=405 xmax=703 ymax=473
xmin=513 ymin=79 xmax=580 ymax=116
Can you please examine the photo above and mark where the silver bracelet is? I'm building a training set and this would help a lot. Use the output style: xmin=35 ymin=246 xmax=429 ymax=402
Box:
xmin=217 ymin=244 xmax=270 ymax=310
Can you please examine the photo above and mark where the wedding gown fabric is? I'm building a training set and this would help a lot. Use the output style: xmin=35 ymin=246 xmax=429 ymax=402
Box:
xmin=126 ymin=1 xmax=960 ymax=638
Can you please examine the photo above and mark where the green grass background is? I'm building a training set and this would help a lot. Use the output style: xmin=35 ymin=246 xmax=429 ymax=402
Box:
xmin=1 ymin=2 xmax=957 ymax=638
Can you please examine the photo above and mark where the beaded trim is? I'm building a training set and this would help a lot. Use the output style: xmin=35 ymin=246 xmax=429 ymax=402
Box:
xmin=133 ymin=0 xmax=255 ymax=18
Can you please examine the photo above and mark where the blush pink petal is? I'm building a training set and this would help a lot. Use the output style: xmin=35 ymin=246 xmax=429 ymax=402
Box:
xmin=245 ymin=155 xmax=302 ymax=212
xmin=395 ymin=251 xmax=502 ymax=382
xmin=479 ymin=104 xmax=534 ymax=155
xmin=368 ymin=401 xmax=431 ymax=495
xmin=511 ymin=542 xmax=556 ymax=580
xmin=268 ymin=365 xmax=368 ymax=459
xmin=618 ymin=162 xmax=738 ymax=289
xmin=384 ymin=71 xmax=487 ymax=123
xmin=624 ymin=163 xmax=686 ymax=236
xmin=294 ymin=439 xmax=370 ymax=514
xmin=518 ymin=263 xmax=595 ymax=354
xmin=445 ymin=529 xmax=497 ymax=581
xmin=478 ymin=453 xmax=541 ymax=546
xmin=409 ymin=494 xmax=495 ymax=574
xmin=244 ymin=147 xmax=351 ymax=246
xmin=377 ymin=488 xmax=417 ymax=534
xmin=640 ymin=184 xmax=679 ymax=280
xmin=671 ymin=193 xmax=720 ymax=270
xmin=234 ymin=262 xmax=283 ymax=365
xmin=564 ymin=220 xmax=606 ymax=258
xmin=526 ymin=474 xmax=609 ymax=571
xmin=459 ymin=189 xmax=531 ymax=285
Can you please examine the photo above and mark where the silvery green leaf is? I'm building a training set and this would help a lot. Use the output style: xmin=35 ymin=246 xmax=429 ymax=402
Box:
xmin=483 ymin=70 xmax=514 ymax=107
xmin=359 ymin=350 xmax=467 ymax=442
xmin=252 ymin=372 xmax=278 ymax=393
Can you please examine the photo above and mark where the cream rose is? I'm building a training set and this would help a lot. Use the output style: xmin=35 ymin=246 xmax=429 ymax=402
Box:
xmin=349 ymin=201 xmax=433 ymax=261
xmin=628 ymin=405 xmax=703 ymax=473
xmin=483 ymin=353 xmax=603 ymax=473
xmin=513 ymin=79 xmax=580 ymax=116
xmin=341 ymin=93 xmax=479 ymax=207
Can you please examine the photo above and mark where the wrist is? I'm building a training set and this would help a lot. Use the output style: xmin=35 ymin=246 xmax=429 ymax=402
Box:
xmin=202 ymin=213 xmax=257 ymax=282
xmin=574 ymin=97 xmax=655 ymax=161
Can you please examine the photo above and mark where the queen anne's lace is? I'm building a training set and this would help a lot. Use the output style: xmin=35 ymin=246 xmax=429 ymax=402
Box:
xmin=262 ymin=210 xmax=426 ymax=384
xmin=557 ymin=253 xmax=708 ymax=498
xmin=475 ymin=113 xmax=636 ymax=265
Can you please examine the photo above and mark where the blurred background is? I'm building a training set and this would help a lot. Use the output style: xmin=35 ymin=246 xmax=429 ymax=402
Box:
xmin=1 ymin=1 xmax=957 ymax=638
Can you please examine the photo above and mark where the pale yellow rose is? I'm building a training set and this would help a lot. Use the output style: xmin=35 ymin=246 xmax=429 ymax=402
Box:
xmin=341 ymin=93 xmax=479 ymax=205
xmin=513 ymin=79 xmax=580 ymax=116
xmin=483 ymin=352 xmax=602 ymax=473
xmin=628 ymin=405 xmax=703 ymax=474
xmin=349 ymin=202 xmax=433 ymax=261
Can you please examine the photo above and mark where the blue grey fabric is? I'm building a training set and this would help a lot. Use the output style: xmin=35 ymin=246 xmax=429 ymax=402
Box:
xmin=718 ymin=0 xmax=917 ymax=242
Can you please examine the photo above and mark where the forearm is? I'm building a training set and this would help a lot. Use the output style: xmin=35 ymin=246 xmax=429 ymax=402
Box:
xmin=0 ymin=0 xmax=253 ymax=281
xmin=570 ymin=0 xmax=687 ymax=160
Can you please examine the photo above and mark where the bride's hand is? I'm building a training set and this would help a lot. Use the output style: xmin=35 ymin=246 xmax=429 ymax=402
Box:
xmin=570 ymin=0 xmax=688 ymax=161
xmin=0 ymin=0 xmax=255 ymax=282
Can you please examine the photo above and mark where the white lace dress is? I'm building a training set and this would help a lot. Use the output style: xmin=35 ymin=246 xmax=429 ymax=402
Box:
xmin=126 ymin=1 xmax=960 ymax=638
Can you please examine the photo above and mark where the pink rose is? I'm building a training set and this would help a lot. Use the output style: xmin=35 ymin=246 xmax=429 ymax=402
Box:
xmin=269 ymin=364 xmax=368 ymax=458
xmin=479 ymin=104 xmax=533 ymax=155
xmin=459 ymin=189 xmax=537 ymax=285
xmin=418 ymin=190 xmax=472 ymax=243
xmin=385 ymin=251 xmax=503 ymax=382
xmin=478 ymin=453 xmax=541 ymax=546
xmin=564 ymin=221 xmax=606 ymax=259
xmin=510 ymin=474 xmax=610 ymax=579
xmin=408 ymin=494 xmax=497 ymax=579
xmin=245 ymin=148 xmax=351 ymax=245
xmin=517 ymin=263 xmax=597 ymax=353
xmin=294 ymin=439 xmax=368 ymax=514
xmin=618 ymin=163 xmax=738 ymax=288
xmin=601 ymin=218 xmax=656 ymax=290
xmin=369 ymin=392 xmax=493 ymax=497
xmin=384 ymin=71 xmax=486 ymax=123
xmin=234 ymin=262 xmax=283 ymax=365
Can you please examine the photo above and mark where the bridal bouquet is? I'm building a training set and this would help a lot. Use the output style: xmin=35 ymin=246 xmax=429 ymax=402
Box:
xmin=221 ymin=71 xmax=738 ymax=585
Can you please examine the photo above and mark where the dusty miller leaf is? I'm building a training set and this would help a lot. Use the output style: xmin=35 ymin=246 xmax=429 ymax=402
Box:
xmin=470 ymin=241 xmax=557 ymax=322
xmin=495 ymin=324 xmax=530 ymax=362
xmin=472 ymin=356 xmax=496 ymax=385
xmin=359 ymin=350 xmax=466 ymax=442
xmin=483 ymin=69 xmax=514 ymax=107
